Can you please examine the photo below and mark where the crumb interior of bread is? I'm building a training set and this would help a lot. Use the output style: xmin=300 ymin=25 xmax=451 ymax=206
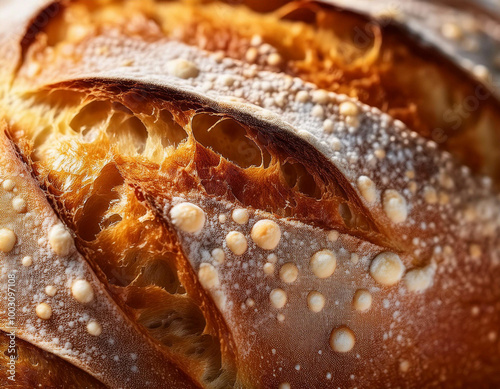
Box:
xmin=37 ymin=0 xmax=500 ymax=182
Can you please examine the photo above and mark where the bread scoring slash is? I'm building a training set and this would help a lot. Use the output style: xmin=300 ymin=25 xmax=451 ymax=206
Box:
xmin=0 ymin=0 xmax=499 ymax=388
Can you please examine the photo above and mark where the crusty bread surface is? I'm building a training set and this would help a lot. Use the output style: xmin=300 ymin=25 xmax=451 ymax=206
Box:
xmin=0 ymin=1 xmax=499 ymax=388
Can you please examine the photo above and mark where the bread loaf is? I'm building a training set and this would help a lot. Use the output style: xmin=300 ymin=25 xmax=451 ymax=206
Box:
xmin=0 ymin=0 xmax=499 ymax=388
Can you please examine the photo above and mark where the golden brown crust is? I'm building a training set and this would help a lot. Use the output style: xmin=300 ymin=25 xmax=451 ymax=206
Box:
xmin=0 ymin=0 xmax=499 ymax=388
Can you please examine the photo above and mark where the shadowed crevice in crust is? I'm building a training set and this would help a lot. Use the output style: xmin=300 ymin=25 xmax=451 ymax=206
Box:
xmin=14 ymin=1 xmax=66 ymax=82
xmin=0 ymin=330 xmax=107 ymax=389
